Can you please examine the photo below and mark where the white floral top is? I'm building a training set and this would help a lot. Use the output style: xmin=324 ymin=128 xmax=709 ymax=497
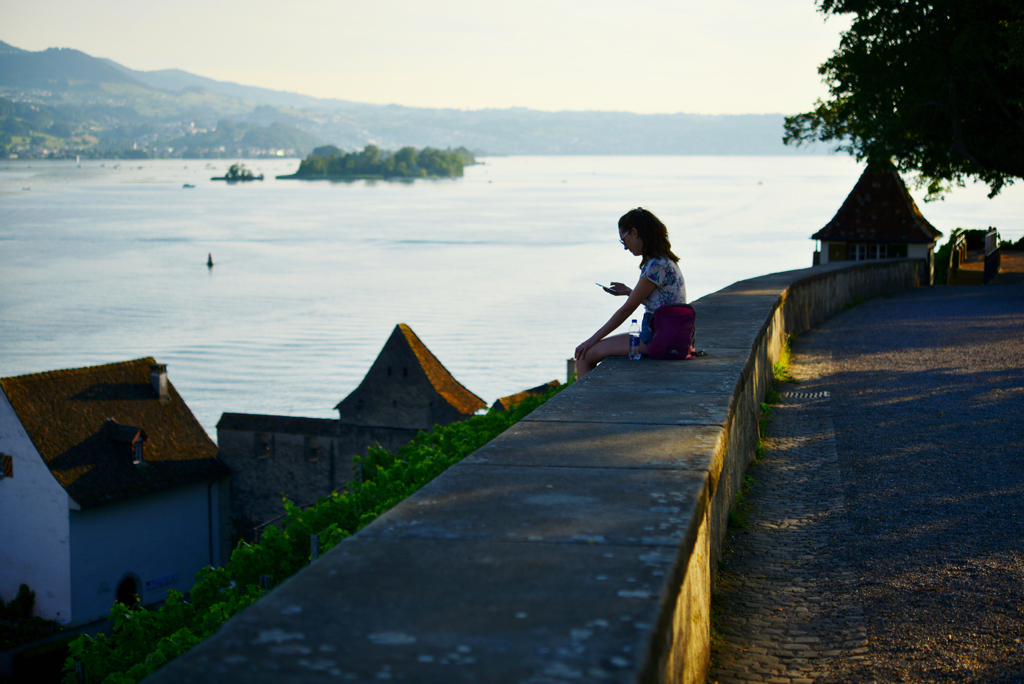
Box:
xmin=640 ymin=257 xmax=687 ymax=313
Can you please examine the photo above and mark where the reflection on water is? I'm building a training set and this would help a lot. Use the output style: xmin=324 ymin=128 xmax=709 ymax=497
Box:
xmin=1 ymin=156 xmax=1021 ymax=439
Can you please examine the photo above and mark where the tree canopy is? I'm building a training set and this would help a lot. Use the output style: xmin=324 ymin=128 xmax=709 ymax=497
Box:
xmin=211 ymin=163 xmax=263 ymax=181
xmin=784 ymin=0 xmax=1024 ymax=198
xmin=286 ymin=144 xmax=474 ymax=180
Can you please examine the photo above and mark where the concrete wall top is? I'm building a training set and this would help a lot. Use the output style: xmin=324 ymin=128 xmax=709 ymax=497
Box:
xmin=146 ymin=259 xmax=925 ymax=684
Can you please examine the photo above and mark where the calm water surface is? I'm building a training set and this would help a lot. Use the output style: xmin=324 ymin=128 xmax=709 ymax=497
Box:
xmin=2 ymin=156 xmax=1021 ymax=438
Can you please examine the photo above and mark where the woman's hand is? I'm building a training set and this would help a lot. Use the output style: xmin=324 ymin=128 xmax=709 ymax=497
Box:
xmin=575 ymin=336 xmax=598 ymax=360
xmin=604 ymin=281 xmax=631 ymax=296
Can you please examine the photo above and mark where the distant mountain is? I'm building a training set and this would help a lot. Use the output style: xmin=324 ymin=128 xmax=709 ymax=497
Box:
xmin=0 ymin=40 xmax=828 ymax=157
xmin=301 ymin=107 xmax=804 ymax=156
xmin=100 ymin=60 xmax=363 ymax=110
xmin=0 ymin=41 xmax=144 ymax=90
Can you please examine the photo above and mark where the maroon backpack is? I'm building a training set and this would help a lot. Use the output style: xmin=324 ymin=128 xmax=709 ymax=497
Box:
xmin=647 ymin=304 xmax=697 ymax=360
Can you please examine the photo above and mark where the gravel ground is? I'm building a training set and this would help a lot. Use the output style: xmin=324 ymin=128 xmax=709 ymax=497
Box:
xmin=710 ymin=282 xmax=1024 ymax=684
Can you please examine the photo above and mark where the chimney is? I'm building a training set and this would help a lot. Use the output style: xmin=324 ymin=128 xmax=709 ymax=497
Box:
xmin=150 ymin=364 xmax=169 ymax=402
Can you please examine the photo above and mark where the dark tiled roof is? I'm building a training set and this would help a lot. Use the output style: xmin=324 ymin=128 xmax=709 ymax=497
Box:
xmin=812 ymin=166 xmax=943 ymax=244
xmin=491 ymin=380 xmax=560 ymax=412
xmin=397 ymin=324 xmax=486 ymax=416
xmin=217 ymin=413 xmax=339 ymax=437
xmin=1 ymin=358 xmax=228 ymax=509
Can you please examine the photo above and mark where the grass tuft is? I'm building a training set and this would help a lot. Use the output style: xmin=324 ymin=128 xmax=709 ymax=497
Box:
xmin=773 ymin=334 xmax=797 ymax=385
xmin=728 ymin=333 xmax=797 ymax=529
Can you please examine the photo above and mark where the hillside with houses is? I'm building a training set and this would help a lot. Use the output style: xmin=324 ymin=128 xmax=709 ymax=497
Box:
xmin=0 ymin=40 xmax=831 ymax=160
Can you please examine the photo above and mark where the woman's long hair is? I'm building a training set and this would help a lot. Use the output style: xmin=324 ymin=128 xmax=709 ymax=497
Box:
xmin=619 ymin=208 xmax=679 ymax=264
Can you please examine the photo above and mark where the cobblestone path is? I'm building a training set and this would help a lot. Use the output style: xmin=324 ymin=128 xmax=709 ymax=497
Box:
xmin=709 ymin=285 xmax=1024 ymax=684
xmin=709 ymin=346 xmax=869 ymax=684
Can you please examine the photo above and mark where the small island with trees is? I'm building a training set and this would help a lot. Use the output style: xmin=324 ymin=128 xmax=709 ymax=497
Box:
xmin=277 ymin=144 xmax=476 ymax=181
xmin=211 ymin=163 xmax=264 ymax=182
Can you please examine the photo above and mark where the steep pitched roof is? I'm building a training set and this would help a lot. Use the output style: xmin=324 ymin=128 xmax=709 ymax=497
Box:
xmin=1 ymin=358 xmax=227 ymax=509
xmin=396 ymin=324 xmax=485 ymax=415
xmin=812 ymin=165 xmax=943 ymax=244
xmin=491 ymin=380 xmax=560 ymax=412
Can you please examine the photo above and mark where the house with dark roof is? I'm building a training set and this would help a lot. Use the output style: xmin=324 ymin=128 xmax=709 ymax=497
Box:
xmin=217 ymin=324 xmax=484 ymax=542
xmin=490 ymin=380 xmax=560 ymax=412
xmin=0 ymin=358 xmax=230 ymax=626
xmin=335 ymin=324 xmax=486 ymax=430
xmin=813 ymin=165 xmax=942 ymax=277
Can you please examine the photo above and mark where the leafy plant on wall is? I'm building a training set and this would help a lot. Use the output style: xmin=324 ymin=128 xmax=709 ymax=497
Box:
xmin=62 ymin=384 xmax=565 ymax=684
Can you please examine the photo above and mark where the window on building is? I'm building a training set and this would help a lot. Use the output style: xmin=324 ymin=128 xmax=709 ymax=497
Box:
xmin=848 ymin=243 xmax=908 ymax=260
xmin=305 ymin=436 xmax=319 ymax=462
xmin=828 ymin=243 xmax=848 ymax=262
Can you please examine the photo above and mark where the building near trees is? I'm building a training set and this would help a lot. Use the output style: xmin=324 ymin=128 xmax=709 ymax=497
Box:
xmin=813 ymin=165 xmax=942 ymax=278
xmin=335 ymin=324 xmax=485 ymax=430
xmin=0 ymin=359 xmax=230 ymax=625
xmin=218 ymin=324 xmax=486 ymax=543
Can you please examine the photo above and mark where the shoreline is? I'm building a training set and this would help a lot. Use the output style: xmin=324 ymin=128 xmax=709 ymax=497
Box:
xmin=275 ymin=173 xmax=455 ymax=181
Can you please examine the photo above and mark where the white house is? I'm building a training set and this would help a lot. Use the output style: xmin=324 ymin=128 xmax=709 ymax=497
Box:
xmin=0 ymin=358 xmax=230 ymax=626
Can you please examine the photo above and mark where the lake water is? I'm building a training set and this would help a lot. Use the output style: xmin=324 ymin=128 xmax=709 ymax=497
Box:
xmin=2 ymin=156 xmax=1022 ymax=439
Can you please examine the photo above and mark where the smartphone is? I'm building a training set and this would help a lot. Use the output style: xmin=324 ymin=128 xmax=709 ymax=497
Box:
xmin=596 ymin=282 xmax=609 ymax=289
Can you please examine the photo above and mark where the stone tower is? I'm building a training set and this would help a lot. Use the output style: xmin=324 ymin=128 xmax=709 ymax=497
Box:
xmin=335 ymin=324 xmax=485 ymax=431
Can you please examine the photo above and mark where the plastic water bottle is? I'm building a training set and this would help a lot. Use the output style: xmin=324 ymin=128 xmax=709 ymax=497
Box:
xmin=629 ymin=319 xmax=641 ymax=360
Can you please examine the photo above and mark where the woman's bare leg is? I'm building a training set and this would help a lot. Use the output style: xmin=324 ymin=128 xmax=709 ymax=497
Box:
xmin=576 ymin=333 xmax=648 ymax=378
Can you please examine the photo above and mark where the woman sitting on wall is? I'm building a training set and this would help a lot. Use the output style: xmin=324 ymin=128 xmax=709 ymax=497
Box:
xmin=574 ymin=208 xmax=686 ymax=377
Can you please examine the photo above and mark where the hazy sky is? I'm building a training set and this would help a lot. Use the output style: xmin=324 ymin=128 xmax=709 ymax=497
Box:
xmin=3 ymin=0 xmax=850 ymax=115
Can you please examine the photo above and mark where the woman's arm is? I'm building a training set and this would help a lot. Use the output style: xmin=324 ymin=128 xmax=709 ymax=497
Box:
xmin=575 ymin=275 xmax=656 ymax=359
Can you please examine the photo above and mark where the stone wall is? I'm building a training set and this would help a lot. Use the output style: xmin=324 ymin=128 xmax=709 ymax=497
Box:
xmin=148 ymin=259 xmax=925 ymax=684
xmin=217 ymin=414 xmax=420 ymax=541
